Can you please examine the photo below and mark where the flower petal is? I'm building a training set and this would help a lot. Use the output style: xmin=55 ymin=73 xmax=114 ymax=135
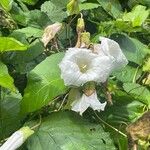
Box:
xmin=98 ymin=37 xmax=128 ymax=70
xmin=71 ymin=94 xmax=90 ymax=115
xmin=71 ymin=92 xmax=107 ymax=115
xmin=88 ymin=92 xmax=107 ymax=111
xmin=59 ymin=48 xmax=112 ymax=86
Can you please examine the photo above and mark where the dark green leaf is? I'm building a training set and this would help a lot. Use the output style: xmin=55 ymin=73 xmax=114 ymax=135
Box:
xmin=111 ymin=34 xmax=150 ymax=65
xmin=41 ymin=1 xmax=67 ymax=22
xmin=21 ymin=53 xmax=67 ymax=114
xmin=123 ymin=83 xmax=150 ymax=108
xmin=97 ymin=0 xmax=122 ymax=18
xmin=26 ymin=111 xmax=116 ymax=150
xmin=112 ymin=65 xmax=142 ymax=83
xmin=0 ymin=88 xmax=22 ymax=140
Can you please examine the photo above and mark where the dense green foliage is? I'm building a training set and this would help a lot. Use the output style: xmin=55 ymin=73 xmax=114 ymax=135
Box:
xmin=0 ymin=0 xmax=149 ymax=150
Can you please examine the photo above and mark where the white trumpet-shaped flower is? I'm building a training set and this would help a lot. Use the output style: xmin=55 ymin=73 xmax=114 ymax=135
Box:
xmin=59 ymin=48 xmax=113 ymax=86
xmin=94 ymin=37 xmax=128 ymax=70
xmin=71 ymin=92 xmax=107 ymax=115
xmin=0 ymin=127 xmax=34 ymax=150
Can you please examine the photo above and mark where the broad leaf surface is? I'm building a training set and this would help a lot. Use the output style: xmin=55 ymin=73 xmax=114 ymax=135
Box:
xmin=26 ymin=111 xmax=116 ymax=150
xmin=0 ymin=88 xmax=22 ymax=140
xmin=41 ymin=1 xmax=67 ymax=22
xmin=122 ymin=5 xmax=149 ymax=27
xmin=111 ymin=34 xmax=149 ymax=65
xmin=0 ymin=37 xmax=28 ymax=52
xmin=123 ymin=83 xmax=150 ymax=108
xmin=0 ymin=61 xmax=15 ymax=91
xmin=112 ymin=65 xmax=142 ymax=83
xmin=21 ymin=53 xmax=67 ymax=114
xmin=97 ymin=0 xmax=122 ymax=18
xmin=0 ymin=0 xmax=13 ymax=11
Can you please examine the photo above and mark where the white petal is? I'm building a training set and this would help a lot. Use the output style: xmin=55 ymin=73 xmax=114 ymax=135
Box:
xmin=71 ymin=94 xmax=90 ymax=115
xmin=99 ymin=37 xmax=128 ymax=70
xmin=88 ymin=92 xmax=107 ymax=111
xmin=71 ymin=92 xmax=107 ymax=115
xmin=59 ymin=48 xmax=112 ymax=86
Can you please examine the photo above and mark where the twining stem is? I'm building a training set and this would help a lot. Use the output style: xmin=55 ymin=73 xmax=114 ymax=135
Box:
xmin=132 ymin=66 xmax=139 ymax=83
xmin=31 ymin=114 xmax=42 ymax=130
xmin=94 ymin=111 xmax=127 ymax=138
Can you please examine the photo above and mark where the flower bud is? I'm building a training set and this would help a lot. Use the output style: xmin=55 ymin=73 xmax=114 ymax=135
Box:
xmin=67 ymin=0 xmax=79 ymax=15
xmin=80 ymin=32 xmax=90 ymax=48
xmin=0 ymin=126 xmax=34 ymax=150
xmin=76 ymin=17 xmax=85 ymax=33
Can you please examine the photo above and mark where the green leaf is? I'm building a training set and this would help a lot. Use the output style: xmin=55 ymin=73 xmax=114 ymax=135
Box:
xmin=12 ymin=27 xmax=43 ymax=39
xmin=41 ymin=1 xmax=67 ymax=22
xmin=67 ymin=0 xmax=80 ymax=15
xmin=143 ymin=57 xmax=150 ymax=72
xmin=0 ymin=61 xmax=15 ymax=91
xmin=112 ymin=65 xmax=142 ymax=83
xmin=79 ymin=3 xmax=100 ymax=11
xmin=2 ymin=40 xmax=45 ymax=73
xmin=111 ymin=34 xmax=150 ymax=65
xmin=26 ymin=111 xmax=116 ymax=150
xmin=0 ymin=0 xmax=13 ymax=11
xmin=21 ymin=53 xmax=67 ymax=114
xmin=0 ymin=88 xmax=22 ymax=140
xmin=122 ymin=5 xmax=149 ymax=27
xmin=99 ymin=90 xmax=145 ymax=125
xmin=123 ymin=83 xmax=150 ymax=108
xmin=97 ymin=0 xmax=122 ymax=18
xmin=0 ymin=37 xmax=28 ymax=52
xmin=21 ymin=0 xmax=38 ymax=5
xmin=25 ymin=10 xmax=52 ymax=28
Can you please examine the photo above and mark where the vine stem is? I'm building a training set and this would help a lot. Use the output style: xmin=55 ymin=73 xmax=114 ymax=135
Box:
xmin=30 ymin=114 xmax=42 ymax=130
xmin=93 ymin=111 xmax=127 ymax=138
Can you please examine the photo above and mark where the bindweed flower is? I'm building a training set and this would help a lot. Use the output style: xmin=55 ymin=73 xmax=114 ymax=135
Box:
xmin=0 ymin=127 xmax=34 ymax=150
xmin=71 ymin=91 xmax=107 ymax=115
xmin=59 ymin=48 xmax=113 ymax=86
xmin=59 ymin=36 xmax=128 ymax=115
xmin=94 ymin=37 xmax=128 ymax=70
xmin=41 ymin=22 xmax=62 ymax=47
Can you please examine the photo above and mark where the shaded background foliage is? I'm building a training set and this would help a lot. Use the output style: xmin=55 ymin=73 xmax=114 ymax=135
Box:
xmin=0 ymin=0 xmax=149 ymax=150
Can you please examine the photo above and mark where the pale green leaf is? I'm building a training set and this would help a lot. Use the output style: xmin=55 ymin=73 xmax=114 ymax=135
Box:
xmin=26 ymin=111 xmax=116 ymax=150
xmin=21 ymin=0 xmax=38 ymax=5
xmin=67 ymin=0 xmax=80 ymax=15
xmin=122 ymin=5 xmax=149 ymax=27
xmin=143 ymin=57 xmax=150 ymax=72
xmin=21 ymin=53 xmax=67 ymax=114
xmin=0 ymin=0 xmax=13 ymax=11
xmin=0 ymin=37 xmax=28 ymax=52
xmin=0 ymin=61 xmax=15 ymax=91
xmin=79 ymin=3 xmax=100 ymax=11
xmin=13 ymin=27 xmax=43 ymax=38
